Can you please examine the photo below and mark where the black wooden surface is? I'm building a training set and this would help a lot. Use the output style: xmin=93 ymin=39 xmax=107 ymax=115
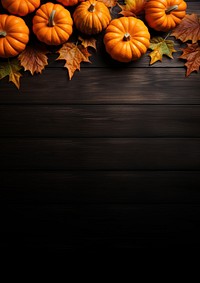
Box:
xmin=1 ymin=1 xmax=200 ymax=250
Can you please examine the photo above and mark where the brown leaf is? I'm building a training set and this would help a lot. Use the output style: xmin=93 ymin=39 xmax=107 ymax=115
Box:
xmin=56 ymin=43 xmax=91 ymax=80
xmin=149 ymin=37 xmax=177 ymax=65
xmin=18 ymin=45 xmax=48 ymax=75
xmin=0 ymin=59 xmax=22 ymax=89
xmin=78 ymin=36 xmax=97 ymax=50
xmin=118 ymin=0 xmax=146 ymax=17
xmin=172 ymin=14 xmax=200 ymax=44
xmin=98 ymin=0 xmax=117 ymax=8
xmin=179 ymin=43 xmax=200 ymax=76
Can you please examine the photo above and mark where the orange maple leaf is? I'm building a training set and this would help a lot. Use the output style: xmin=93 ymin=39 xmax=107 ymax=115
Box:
xmin=18 ymin=45 xmax=48 ymax=75
xmin=118 ymin=0 xmax=147 ymax=17
xmin=56 ymin=43 xmax=91 ymax=80
xmin=98 ymin=0 xmax=117 ymax=8
xmin=78 ymin=36 xmax=97 ymax=50
xmin=172 ymin=14 xmax=200 ymax=44
xmin=179 ymin=43 xmax=200 ymax=76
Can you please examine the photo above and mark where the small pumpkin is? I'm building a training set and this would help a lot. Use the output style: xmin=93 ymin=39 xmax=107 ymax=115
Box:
xmin=1 ymin=0 xmax=40 ymax=17
xmin=104 ymin=17 xmax=150 ymax=62
xmin=145 ymin=0 xmax=187 ymax=32
xmin=73 ymin=0 xmax=111 ymax=35
xmin=32 ymin=3 xmax=73 ymax=46
xmin=0 ymin=14 xmax=29 ymax=58
xmin=56 ymin=0 xmax=84 ymax=6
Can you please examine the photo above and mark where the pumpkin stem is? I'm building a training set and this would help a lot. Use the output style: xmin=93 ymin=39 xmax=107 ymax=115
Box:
xmin=48 ymin=10 xmax=56 ymax=27
xmin=165 ymin=5 xmax=178 ymax=14
xmin=88 ymin=3 xmax=95 ymax=12
xmin=123 ymin=33 xmax=131 ymax=41
xmin=0 ymin=31 xmax=7 ymax=37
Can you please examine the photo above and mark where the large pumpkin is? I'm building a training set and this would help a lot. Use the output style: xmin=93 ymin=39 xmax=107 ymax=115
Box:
xmin=32 ymin=3 xmax=73 ymax=45
xmin=0 ymin=14 xmax=29 ymax=58
xmin=1 ymin=0 xmax=40 ymax=17
xmin=145 ymin=0 xmax=187 ymax=32
xmin=73 ymin=0 xmax=111 ymax=35
xmin=56 ymin=0 xmax=84 ymax=6
xmin=104 ymin=17 xmax=150 ymax=62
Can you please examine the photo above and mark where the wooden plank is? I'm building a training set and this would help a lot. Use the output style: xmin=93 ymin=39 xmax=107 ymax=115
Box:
xmin=0 ymin=138 xmax=200 ymax=170
xmin=2 ymin=201 xmax=200 ymax=248
xmin=1 ymin=105 xmax=200 ymax=137
xmin=0 ymin=68 xmax=199 ymax=105
xmin=1 ymin=171 xmax=200 ymax=204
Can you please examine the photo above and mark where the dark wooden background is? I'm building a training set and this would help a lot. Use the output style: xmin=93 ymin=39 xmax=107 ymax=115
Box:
xmin=1 ymin=0 xmax=200 ymax=250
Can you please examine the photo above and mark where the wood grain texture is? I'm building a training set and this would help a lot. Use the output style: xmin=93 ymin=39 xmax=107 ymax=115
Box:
xmin=0 ymin=138 xmax=200 ymax=170
xmin=1 ymin=105 xmax=200 ymax=137
xmin=2 ymin=201 xmax=200 ymax=249
xmin=1 ymin=171 xmax=200 ymax=204
xmin=0 ymin=68 xmax=200 ymax=105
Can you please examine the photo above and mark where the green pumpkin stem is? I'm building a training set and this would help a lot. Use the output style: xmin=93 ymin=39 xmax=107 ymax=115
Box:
xmin=48 ymin=10 xmax=56 ymax=27
xmin=165 ymin=5 xmax=178 ymax=14
xmin=123 ymin=33 xmax=131 ymax=41
xmin=88 ymin=4 xmax=95 ymax=12
xmin=0 ymin=31 xmax=7 ymax=37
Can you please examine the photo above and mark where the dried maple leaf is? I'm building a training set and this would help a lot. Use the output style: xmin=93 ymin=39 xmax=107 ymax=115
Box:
xmin=98 ymin=0 xmax=117 ymax=8
xmin=119 ymin=0 xmax=146 ymax=17
xmin=179 ymin=43 xmax=200 ymax=76
xmin=56 ymin=43 xmax=91 ymax=80
xmin=172 ymin=14 xmax=200 ymax=44
xmin=78 ymin=36 xmax=97 ymax=50
xmin=149 ymin=37 xmax=177 ymax=65
xmin=0 ymin=59 xmax=22 ymax=89
xmin=18 ymin=45 xmax=48 ymax=75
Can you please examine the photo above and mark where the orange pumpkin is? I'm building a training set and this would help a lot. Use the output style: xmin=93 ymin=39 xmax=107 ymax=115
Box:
xmin=104 ymin=17 xmax=150 ymax=62
xmin=0 ymin=14 xmax=29 ymax=58
xmin=32 ymin=3 xmax=73 ymax=46
xmin=56 ymin=0 xmax=84 ymax=6
xmin=1 ymin=0 xmax=40 ymax=17
xmin=73 ymin=0 xmax=111 ymax=35
xmin=145 ymin=0 xmax=187 ymax=32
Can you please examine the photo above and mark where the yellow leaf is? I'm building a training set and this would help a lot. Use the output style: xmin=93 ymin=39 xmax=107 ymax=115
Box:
xmin=118 ymin=0 xmax=146 ymax=17
xmin=18 ymin=45 xmax=48 ymax=75
xmin=149 ymin=37 xmax=177 ymax=65
xmin=56 ymin=43 xmax=91 ymax=80
xmin=78 ymin=36 xmax=97 ymax=50
xmin=0 ymin=59 xmax=22 ymax=89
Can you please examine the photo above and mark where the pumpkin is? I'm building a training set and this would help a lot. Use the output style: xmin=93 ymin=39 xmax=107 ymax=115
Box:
xmin=32 ymin=3 xmax=73 ymax=46
xmin=145 ymin=0 xmax=187 ymax=32
xmin=73 ymin=0 xmax=111 ymax=35
xmin=0 ymin=14 xmax=29 ymax=58
xmin=1 ymin=0 xmax=40 ymax=17
xmin=56 ymin=0 xmax=84 ymax=6
xmin=104 ymin=17 xmax=150 ymax=62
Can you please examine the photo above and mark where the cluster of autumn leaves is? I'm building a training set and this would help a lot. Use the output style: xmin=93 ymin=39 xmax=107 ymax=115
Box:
xmin=0 ymin=0 xmax=200 ymax=89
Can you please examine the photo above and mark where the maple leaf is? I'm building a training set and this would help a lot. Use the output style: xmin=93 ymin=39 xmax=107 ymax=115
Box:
xmin=78 ymin=36 xmax=97 ymax=50
xmin=98 ymin=0 xmax=117 ymax=8
xmin=0 ymin=59 xmax=22 ymax=89
xmin=179 ymin=43 xmax=200 ymax=76
xmin=172 ymin=14 xmax=200 ymax=44
xmin=118 ymin=0 xmax=146 ymax=17
xmin=18 ymin=45 xmax=48 ymax=75
xmin=149 ymin=37 xmax=177 ymax=65
xmin=56 ymin=43 xmax=91 ymax=80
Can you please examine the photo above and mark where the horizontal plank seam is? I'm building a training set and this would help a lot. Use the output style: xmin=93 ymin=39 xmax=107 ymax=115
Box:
xmin=1 ymin=169 xmax=200 ymax=172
